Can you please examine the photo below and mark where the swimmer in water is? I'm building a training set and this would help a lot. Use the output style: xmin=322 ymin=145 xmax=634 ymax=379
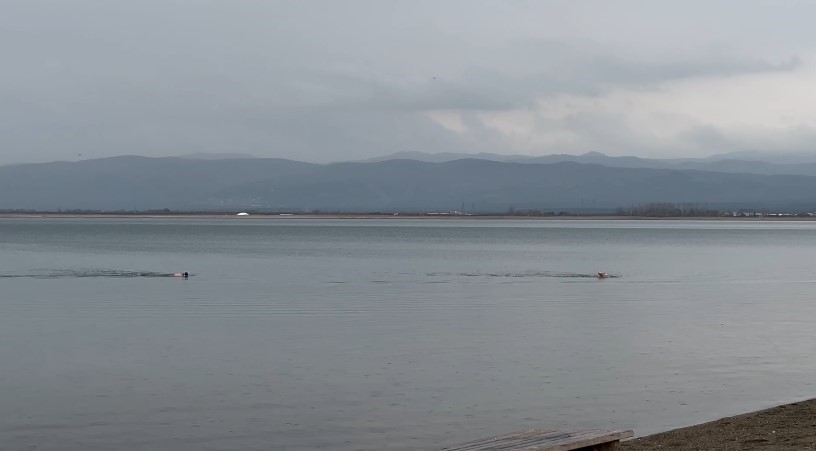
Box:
xmin=597 ymin=272 xmax=608 ymax=278
xmin=173 ymin=272 xmax=189 ymax=278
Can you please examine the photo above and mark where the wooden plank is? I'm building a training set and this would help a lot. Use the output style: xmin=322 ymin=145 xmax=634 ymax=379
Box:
xmin=439 ymin=430 xmax=558 ymax=451
xmin=532 ymin=430 xmax=634 ymax=451
xmin=437 ymin=429 xmax=634 ymax=451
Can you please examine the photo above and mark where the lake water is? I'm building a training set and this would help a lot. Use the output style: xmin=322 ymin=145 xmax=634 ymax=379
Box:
xmin=2 ymin=218 xmax=816 ymax=450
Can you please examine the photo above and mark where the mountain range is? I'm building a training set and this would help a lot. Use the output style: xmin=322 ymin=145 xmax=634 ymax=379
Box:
xmin=3 ymin=153 xmax=816 ymax=212
xmin=358 ymin=151 xmax=816 ymax=175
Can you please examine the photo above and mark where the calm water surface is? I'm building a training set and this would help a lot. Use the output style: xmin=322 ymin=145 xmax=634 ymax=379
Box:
xmin=2 ymin=218 xmax=816 ymax=450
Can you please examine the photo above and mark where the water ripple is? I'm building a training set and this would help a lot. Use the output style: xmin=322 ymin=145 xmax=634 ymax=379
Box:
xmin=0 ymin=269 xmax=190 ymax=279
xmin=427 ymin=271 xmax=621 ymax=279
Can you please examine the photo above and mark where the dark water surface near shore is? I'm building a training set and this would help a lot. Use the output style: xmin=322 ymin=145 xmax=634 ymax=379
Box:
xmin=2 ymin=218 xmax=816 ymax=450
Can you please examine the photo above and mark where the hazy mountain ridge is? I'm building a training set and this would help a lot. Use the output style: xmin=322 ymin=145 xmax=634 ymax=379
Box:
xmin=358 ymin=151 xmax=816 ymax=176
xmin=0 ymin=156 xmax=320 ymax=211
xmin=176 ymin=152 xmax=258 ymax=160
xmin=4 ymin=156 xmax=816 ymax=212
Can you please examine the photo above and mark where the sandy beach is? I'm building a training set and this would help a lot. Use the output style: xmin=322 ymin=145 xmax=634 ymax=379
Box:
xmin=621 ymin=398 xmax=816 ymax=450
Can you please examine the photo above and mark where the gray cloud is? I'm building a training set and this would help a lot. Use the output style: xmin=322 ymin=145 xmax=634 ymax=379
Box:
xmin=1 ymin=0 xmax=815 ymax=164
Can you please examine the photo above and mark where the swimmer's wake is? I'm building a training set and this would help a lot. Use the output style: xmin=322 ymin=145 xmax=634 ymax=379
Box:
xmin=427 ymin=271 xmax=620 ymax=279
xmin=0 ymin=269 xmax=192 ymax=279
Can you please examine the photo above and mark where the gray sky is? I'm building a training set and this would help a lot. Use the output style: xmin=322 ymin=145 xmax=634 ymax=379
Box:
xmin=2 ymin=0 xmax=816 ymax=164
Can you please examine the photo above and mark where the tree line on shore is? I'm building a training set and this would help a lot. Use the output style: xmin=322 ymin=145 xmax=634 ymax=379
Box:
xmin=4 ymin=203 xmax=815 ymax=217
xmin=0 ymin=203 xmax=724 ymax=217
xmin=615 ymin=203 xmax=721 ymax=217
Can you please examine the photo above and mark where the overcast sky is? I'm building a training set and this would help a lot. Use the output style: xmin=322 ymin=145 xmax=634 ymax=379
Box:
xmin=3 ymin=0 xmax=816 ymax=164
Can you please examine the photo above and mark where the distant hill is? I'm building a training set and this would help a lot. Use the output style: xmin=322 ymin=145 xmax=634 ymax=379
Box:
xmin=357 ymin=151 xmax=523 ymax=164
xmin=359 ymin=151 xmax=816 ymax=176
xmin=3 ymin=156 xmax=816 ymax=212
xmin=0 ymin=156 xmax=318 ymax=211
xmin=175 ymin=152 xmax=258 ymax=160
xmin=704 ymin=150 xmax=816 ymax=164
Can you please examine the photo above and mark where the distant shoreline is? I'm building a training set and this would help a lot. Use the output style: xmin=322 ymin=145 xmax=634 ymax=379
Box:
xmin=2 ymin=213 xmax=816 ymax=221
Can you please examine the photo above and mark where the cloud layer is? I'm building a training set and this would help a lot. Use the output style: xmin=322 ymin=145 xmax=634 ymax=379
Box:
xmin=1 ymin=0 xmax=815 ymax=164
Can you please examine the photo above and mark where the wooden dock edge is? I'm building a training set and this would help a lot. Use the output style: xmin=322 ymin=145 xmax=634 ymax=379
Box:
xmin=436 ymin=428 xmax=634 ymax=451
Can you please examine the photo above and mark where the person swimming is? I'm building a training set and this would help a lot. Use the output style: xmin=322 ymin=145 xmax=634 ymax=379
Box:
xmin=597 ymin=272 xmax=608 ymax=278
xmin=173 ymin=272 xmax=189 ymax=278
